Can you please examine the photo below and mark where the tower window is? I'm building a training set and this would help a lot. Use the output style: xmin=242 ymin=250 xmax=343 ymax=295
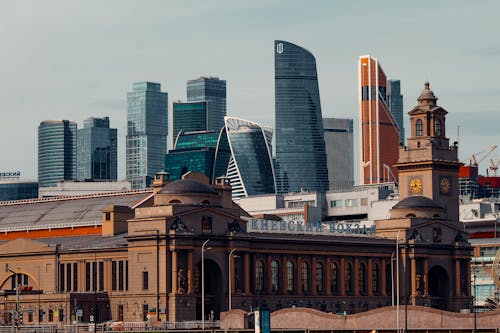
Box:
xmin=415 ymin=119 xmax=423 ymax=137
xmin=435 ymin=119 xmax=442 ymax=136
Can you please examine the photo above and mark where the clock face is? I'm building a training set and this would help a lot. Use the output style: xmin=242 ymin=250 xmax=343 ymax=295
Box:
xmin=409 ymin=177 xmax=423 ymax=194
xmin=440 ymin=177 xmax=451 ymax=194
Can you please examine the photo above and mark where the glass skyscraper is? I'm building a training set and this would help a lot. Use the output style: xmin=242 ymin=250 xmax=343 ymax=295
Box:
xmin=38 ymin=120 xmax=77 ymax=187
xmin=387 ymin=79 xmax=405 ymax=144
xmin=0 ymin=180 xmax=38 ymax=201
xmin=274 ymin=40 xmax=329 ymax=194
xmin=224 ymin=116 xmax=276 ymax=198
xmin=187 ymin=77 xmax=226 ymax=132
xmin=126 ymin=82 xmax=168 ymax=189
xmin=77 ymin=117 xmax=117 ymax=181
xmin=172 ymin=101 xmax=208 ymax=142
xmin=323 ymin=118 xmax=354 ymax=191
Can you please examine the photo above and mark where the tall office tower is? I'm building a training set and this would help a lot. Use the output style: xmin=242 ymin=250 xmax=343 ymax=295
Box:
xmin=77 ymin=117 xmax=117 ymax=181
xmin=323 ymin=118 xmax=354 ymax=191
xmin=164 ymin=129 xmax=231 ymax=182
xmin=358 ymin=55 xmax=400 ymax=185
xmin=224 ymin=117 xmax=275 ymax=198
xmin=187 ymin=77 xmax=226 ymax=132
xmin=172 ymin=101 xmax=208 ymax=142
xmin=387 ymin=79 xmax=405 ymax=144
xmin=126 ymin=82 xmax=168 ymax=189
xmin=38 ymin=120 xmax=77 ymax=187
xmin=274 ymin=40 xmax=329 ymax=194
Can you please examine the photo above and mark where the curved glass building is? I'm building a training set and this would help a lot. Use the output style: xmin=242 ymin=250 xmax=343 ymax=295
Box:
xmin=224 ymin=117 xmax=276 ymax=198
xmin=38 ymin=120 xmax=77 ymax=187
xmin=274 ymin=40 xmax=329 ymax=193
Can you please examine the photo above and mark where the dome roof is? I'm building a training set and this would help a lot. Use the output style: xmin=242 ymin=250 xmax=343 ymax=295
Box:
xmin=159 ymin=179 xmax=216 ymax=195
xmin=417 ymin=82 xmax=438 ymax=102
xmin=393 ymin=196 xmax=443 ymax=210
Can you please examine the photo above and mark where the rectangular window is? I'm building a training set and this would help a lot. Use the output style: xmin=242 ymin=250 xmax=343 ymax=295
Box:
xmin=142 ymin=271 xmax=149 ymax=290
xmin=345 ymin=199 xmax=358 ymax=207
xmin=362 ymin=86 xmax=369 ymax=100
xmin=142 ymin=304 xmax=148 ymax=321
xmin=118 ymin=261 xmax=124 ymax=291
xmin=360 ymin=198 xmax=368 ymax=206
xmin=85 ymin=263 xmax=91 ymax=291
xmin=92 ymin=262 xmax=97 ymax=291
xmin=330 ymin=200 xmax=342 ymax=208
xmin=58 ymin=309 xmax=64 ymax=322
xmin=28 ymin=311 xmax=33 ymax=323
xmin=111 ymin=261 xmax=117 ymax=291
xmin=66 ymin=263 xmax=72 ymax=292
xmin=99 ymin=262 xmax=104 ymax=291
xmin=73 ymin=263 xmax=78 ymax=292
xmin=125 ymin=261 xmax=129 ymax=291
xmin=201 ymin=216 xmax=212 ymax=234
xmin=59 ymin=264 xmax=65 ymax=292
xmin=118 ymin=305 xmax=124 ymax=322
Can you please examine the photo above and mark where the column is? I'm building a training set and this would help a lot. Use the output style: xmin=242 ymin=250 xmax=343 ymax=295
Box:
xmin=267 ymin=255 xmax=273 ymax=293
xmin=339 ymin=257 xmax=346 ymax=296
xmin=411 ymin=257 xmax=416 ymax=301
xmin=104 ymin=259 xmax=112 ymax=292
xmin=187 ymin=250 xmax=193 ymax=294
xmin=171 ymin=250 xmax=177 ymax=294
xmin=367 ymin=259 xmax=373 ymax=296
xmin=354 ymin=258 xmax=359 ymax=296
xmin=423 ymin=258 xmax=429 ymax=296
xmin=325 ymin=257 xmax=332 ymax=296
xmin=455 ymin=259 xmax=461 ymax=297
xmin=311 ymin=257 xmax=317 ymax=295
xmin=381 ymin=259 xmax=387 ymax=296
xmin=281 ymin=255 xmax=287 ymax=294
xmin=296 ymin=256 xmax=302 ymax=296
xmin=244 ymin=252 xmax=250 ymax=294
xmin=467 ymin=260 xmax=472 ymax=297
xmin=230 ymin=252 xmax=235 ymax=295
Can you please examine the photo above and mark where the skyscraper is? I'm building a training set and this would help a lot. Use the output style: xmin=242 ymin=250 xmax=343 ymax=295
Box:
xmin=38 ymin=120 xmax=77 ymax=187
xmin=323 ymin=118 xmax=354 ymax=191
xmin=77 ymin=117 xmax=117 ymax=181
xmin=172 ymin=101 xmax=208 ymax=142
xmin=274 ymin=40 xmax=329 ymax=193
xmin=126 ymin=82 xmax=168 ymax=189
xmin=224 ymin=117 xmax=275 ymax=198
xmin=358 ymin=55 xmax=400 ymax=185
xmin=187 ymin=77 xmax=226 ymax=132
xmin=387 ymin=79 xmax=405 ymax=144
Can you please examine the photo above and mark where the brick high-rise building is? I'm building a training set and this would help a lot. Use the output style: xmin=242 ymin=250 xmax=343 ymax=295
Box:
xmin=358 ymin=55 xmax=400 ymax=185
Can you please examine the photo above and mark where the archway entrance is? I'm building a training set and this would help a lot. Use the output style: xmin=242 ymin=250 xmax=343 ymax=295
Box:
xmin=197 ymin=259 xmax=223 ymax=321
xmin=428 ymin=265 xmax=450 ymax=310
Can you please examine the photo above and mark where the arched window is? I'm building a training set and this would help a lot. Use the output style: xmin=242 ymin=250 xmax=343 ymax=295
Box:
xmin=330 ymin=262 xmax=338 ymax=294
xmin=271 ymin=260 xmax=280 ymax=292
xmin=359 ymin=263 xmax=367 ymax=294
xmin=169 ymin=199 xmax=181 ymax=204
xmin=301 ymin=261 xmax=310 ymax=292
xmin=415 ymin=119 xmax=423 ymax=137
xmin=315 ymin=262 xmax=324 ymax=293
xmin=434 ymin=119 xmax=442 ymax=136
xmin=286 ymin=261 xmax=295 ymax=292
xmin=405 ymin=213 xmax=416 ymax=218
xmin=345 ymin=263 xmax=353 ymax=294
xmin=255 ymin=260 xmax=264 ymax=292
xmin=201 ymin=200 xmax=211 ymax=205
xmin=372 ymin=263 xmax=380 ymax=294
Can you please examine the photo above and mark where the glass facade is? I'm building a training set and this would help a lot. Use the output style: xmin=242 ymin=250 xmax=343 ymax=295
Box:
xmin=224 ymin=117 xmax=276 ymax=198
xmin=0 ymin=181 xmax=38 ymax=201
xmin=164 ymin=129 xmax=231 ymax=182
xmin=126 ymin=82 xmax=168 ymax=189
xmin=323 ymin=118 xmax=354 ymax=191
xmin=77 ymin=117 xmax=117 ymax=181
xmin=172 ymin=102 xmax=208 ymax=141
xmin=274 ymin=40 xmax=329 ymax=194
xmin=187 ymin=77 xmax=226 ymax=132
xmin=38 ymin=120 xmax=77 ymax=187
xmin=387 ymin=80 xmax=405 ymax=144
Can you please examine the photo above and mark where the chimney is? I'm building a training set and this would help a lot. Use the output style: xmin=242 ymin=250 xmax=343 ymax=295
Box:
xmin=152 ymin=171 xmax=171 ymax=193
xmin=214 ymin=176 xmax=232 ymax=208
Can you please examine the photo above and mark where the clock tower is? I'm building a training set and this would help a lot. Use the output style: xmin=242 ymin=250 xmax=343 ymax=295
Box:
xmin=395 ymin=82 xmax=461 ymax=222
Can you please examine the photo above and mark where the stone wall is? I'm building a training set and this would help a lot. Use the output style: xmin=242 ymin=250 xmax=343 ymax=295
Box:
xmin=220 ymin=306 xmax=500 ymax=330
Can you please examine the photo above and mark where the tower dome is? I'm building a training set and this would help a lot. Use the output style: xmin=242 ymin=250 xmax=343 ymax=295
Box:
xmin=417 ymin=82 xmax=438 ymax=106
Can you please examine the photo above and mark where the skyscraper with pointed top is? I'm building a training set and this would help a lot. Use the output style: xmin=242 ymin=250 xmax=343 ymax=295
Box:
xmin=274 ymin=40 xmax=329 ymax=193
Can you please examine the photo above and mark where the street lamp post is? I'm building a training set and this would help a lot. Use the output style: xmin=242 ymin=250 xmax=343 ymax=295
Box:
xmin=228 ymin=248 xmax=237 ymax=312
xmin=201 ymin=240 xmax=211 ymax=330
xmin=396 ymin=230 xmax=401 ymax=333
xmin=473 ymin=268 xmax=477 ymax=333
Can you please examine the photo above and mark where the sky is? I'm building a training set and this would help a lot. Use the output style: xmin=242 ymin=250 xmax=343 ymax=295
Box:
xmin=0 ymin=0 xmax=499 ymax=182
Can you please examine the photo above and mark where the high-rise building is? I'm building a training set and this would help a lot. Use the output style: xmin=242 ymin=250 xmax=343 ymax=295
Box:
xmin=323 ymin=118 xmax=354 ymax=191
xmin=38 ymin=120 xmax=77 ymax=187
xmin=126 ymin=82 xmax=168 ymax=189
xmin=172 ymin=101 xmax=208 ymax=142
xmin=164 ymin=129 xmax=231 ymax=182
xmin=224 ymin=117 xmax=275 ymax=198
xmin=187 ymin=77 xmax=226 ymax=132
xmin=387 ymin=80 xmax=405 ymax=144
xmin=77 ymin=117 xmax=117 ymax=181
xmin=358 ymin=55 xmax=400 ymax=185
xmin=274 ymin=40 xmax=329 ymax=193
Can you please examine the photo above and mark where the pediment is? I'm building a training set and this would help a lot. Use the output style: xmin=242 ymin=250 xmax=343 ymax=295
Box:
xmin=408 ymin=218 xmax=468 ymax=245
xmin=0 ymin=238 xmax=54 ymax=254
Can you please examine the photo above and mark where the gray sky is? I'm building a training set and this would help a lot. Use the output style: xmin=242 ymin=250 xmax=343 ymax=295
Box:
xmin=1 ymin=0 xmax=499 ymax=181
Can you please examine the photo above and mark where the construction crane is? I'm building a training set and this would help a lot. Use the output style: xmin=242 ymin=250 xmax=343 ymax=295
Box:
xmin=462 ymin=145 xmax=498 ymax=166
xmin=490 ymin=158 xmax=500 ymax=176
